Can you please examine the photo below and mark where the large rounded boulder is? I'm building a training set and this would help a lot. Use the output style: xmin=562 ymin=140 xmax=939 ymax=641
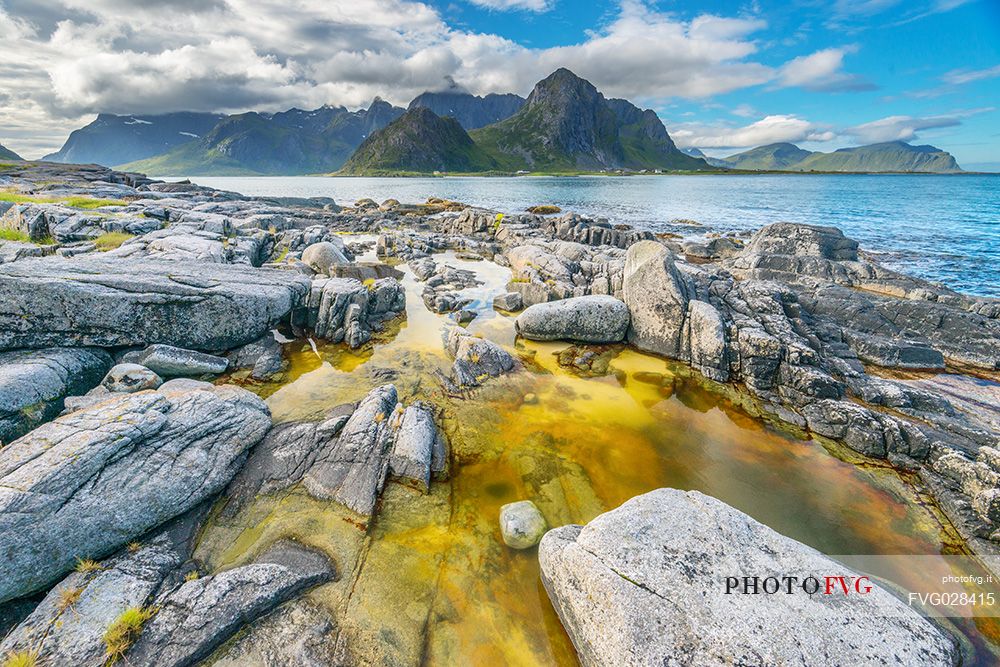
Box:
xmin=539 ymin=488 xmax=959 ymax=667
xmin=514 ymin=295 xmax=630 ymax=343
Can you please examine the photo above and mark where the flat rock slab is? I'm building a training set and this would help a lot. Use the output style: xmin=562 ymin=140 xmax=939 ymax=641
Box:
xmin=126 ymin=541 xmax=333 ymax=667
xmin=515 ymin=295 xmax=630 ymax=343
xmin=0 ymin=347 xmax=111 ymax=444
xmin=0 ymin=384 xmax=271 ymax=603
xmin=539 ymin=488 xmax=959 ymax=667
xmin=0 ymin=256 xmax=311 ymax=352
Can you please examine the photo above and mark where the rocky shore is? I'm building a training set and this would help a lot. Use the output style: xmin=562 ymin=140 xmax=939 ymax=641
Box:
xmin=0 ymin=159 xmax=997 ymax=665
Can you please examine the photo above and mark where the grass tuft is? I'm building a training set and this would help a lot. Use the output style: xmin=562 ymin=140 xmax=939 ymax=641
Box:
xmin=0 ymin=192 xmax=125 ymax=209
xmin=1 ymin=650 xmax=39 ymax=667
xmin=103 ymin=606 xmax=154 ymax=664
xmin=93 ymin=232 xmax=134 ymax=251
xmin=57 ymin=586 xmax=84 ymax=613
xmin=75 ymin=558 xmax=102 ymax=574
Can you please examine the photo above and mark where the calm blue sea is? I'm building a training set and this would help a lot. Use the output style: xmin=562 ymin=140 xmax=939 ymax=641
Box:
xmin=184 ymin=174 xmax=1000 ymax=297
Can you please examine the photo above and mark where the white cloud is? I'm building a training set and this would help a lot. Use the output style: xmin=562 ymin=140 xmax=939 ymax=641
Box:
xmin=843 ymin=111 xmax=991 ymax=143
xmin=778 ymin=46 xmax=875 ymax=92
xmin=0 ymin=0 xmax=864 ymax=157
xmin=669 ymin=107 xmax=994 ymax=153
xmin=942 ymin=64 xmax=1000 ymax=86
xmin=669 ymin=115 xmax=836 ymax=150
xmin=467 ymin=0 xmax=553 ymax=11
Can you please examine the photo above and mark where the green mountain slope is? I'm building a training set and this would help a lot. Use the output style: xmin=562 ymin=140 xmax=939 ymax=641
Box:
xmin=120 ymin=101 xmax=404 ymax=176
xmin=43 ymin=112 xmax=225 ymax=166
xmin=340 ymin=107 xmax=499 ymax=175
xmin=796 ymin=142 xmax=962 ymax=173
xmin=721 ymin=141 xmax=963 ymax=173
xmin=470 ymin=68 xmax=709 ymax=172
xmin=722 ymin=143 xmax=813 ymax=170
xmin=0 ymin=143 xmax=23 ymax=161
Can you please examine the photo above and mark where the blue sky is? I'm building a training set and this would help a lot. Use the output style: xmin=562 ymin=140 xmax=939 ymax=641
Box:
xmin=0 ymin=0 xmax=997 ymax=168
xmin=437 ymin=0 xmax=1000 ymax=168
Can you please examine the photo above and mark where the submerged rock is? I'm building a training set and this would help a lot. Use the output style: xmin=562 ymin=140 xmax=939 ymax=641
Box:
xmin=499 ymin=500 xmax=547 ymax=549
xmin=539 ymin=489 xmax=959 ymax=666
xmin=0 ymin=256 xmax=311 ymax=352
xmin=0 ymin=347 xmax=111 ymax=444
xmin=515 ymin=295 xmax=630 ymax=343
xmin=0 ymin=384 xmax=271 ymax=603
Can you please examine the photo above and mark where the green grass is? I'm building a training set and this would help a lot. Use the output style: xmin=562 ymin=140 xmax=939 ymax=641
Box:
xmin=1 ymin=650 xmax=39 ymax=667
xmin=0 ymin=192 xmax=126 ymax=209
xmin=104 ymin=606 xmax=154 ymax=663
xmin=65 ymin=196 xmax=127 ymax=209
xmin=0 ymin=229 xmax=30 ymax=242
xmin=93 ymin=232 xmax=134 ymax=251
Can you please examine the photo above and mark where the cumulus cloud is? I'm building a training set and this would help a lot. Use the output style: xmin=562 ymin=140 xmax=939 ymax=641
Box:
xmin=778 ymin=47 xmax=876 ymax=92
xmin=0 ymin=0 xmax=867 ymax=156
xmin=467 ymin=0 xmax=553 ymax=11
xmin=669 ymin=115 xmax=836 ymax=150
xmin=671 ymin=107 xmax=993 ymax=153
xmin=844 ymin=113 xmax=968 ymax=143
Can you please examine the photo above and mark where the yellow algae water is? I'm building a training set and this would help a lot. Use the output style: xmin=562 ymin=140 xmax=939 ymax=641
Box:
xmin=197 ymin=247 xmax=1000 ymax=666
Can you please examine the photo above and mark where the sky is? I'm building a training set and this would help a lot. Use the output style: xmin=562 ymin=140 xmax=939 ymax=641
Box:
xmin=0 ymin=0 xmax=998 ymax=169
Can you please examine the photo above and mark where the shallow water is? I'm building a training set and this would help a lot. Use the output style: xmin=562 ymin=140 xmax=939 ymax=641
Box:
xmin=191 ymin=246 xmax=1000 ymax=665
xmin=185 ymin=174 xmax=1000 ymax=297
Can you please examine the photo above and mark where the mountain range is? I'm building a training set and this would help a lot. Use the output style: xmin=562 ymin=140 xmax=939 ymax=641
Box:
xmin=0 ymin=143 xmax=22 ymax=161
xmin=466 ymin=68 xmax=706 ymax=172
xmin=408 ymin=86 xmax=525 ymax=130
xmin=37 ymin=68 xmax=965 ymax=176
xmin=43 ymin=112 xmax=225 ymax=166
xmin=685 ymin=141 xmax=963 ymax=173
xmin=120 ymin=100 xmax=405 ymax=176
xmin=345 ymin=69 xmax=708 ymax=174
xmin=341 ymin=107 xmax=498 ymax=174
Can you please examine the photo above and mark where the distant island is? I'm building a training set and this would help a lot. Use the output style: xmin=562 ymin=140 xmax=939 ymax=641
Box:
xmin=683 ymin=141 xmax=963 ymax=173
xmin=34 ymin=68 xmax=966 ymax=176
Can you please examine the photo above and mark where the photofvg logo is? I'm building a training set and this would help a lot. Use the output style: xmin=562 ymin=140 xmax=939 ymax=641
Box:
xmin=724 ymin=575 xmax=872 ymax=597
xmin=719 ymin=556 xmax=1000 ymax=619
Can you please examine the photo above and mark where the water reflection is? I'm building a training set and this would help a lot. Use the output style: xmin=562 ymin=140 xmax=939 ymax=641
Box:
xmin=202 ymin=249 xmax=1000 ymax=665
